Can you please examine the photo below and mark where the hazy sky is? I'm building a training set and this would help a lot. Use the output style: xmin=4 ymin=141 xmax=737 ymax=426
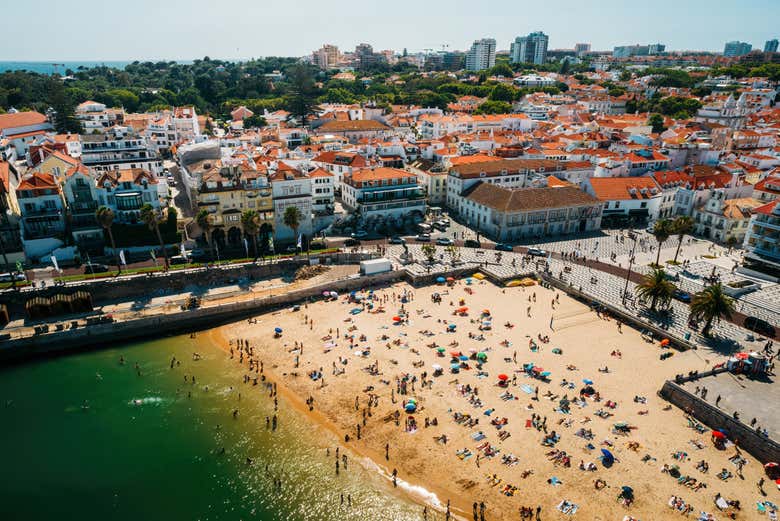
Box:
xmin=4 ymin=0 xmax=778 ymax=61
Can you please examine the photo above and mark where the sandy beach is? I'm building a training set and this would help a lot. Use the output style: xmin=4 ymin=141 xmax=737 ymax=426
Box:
xmin=210 ymin=278 xmax=778 ymax=520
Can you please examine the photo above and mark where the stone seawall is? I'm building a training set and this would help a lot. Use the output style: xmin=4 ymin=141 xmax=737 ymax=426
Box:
xmin=659 ymin=380 xmax=779 ymax=463
xmin=0 ymin=270 xmax=401 ymax=364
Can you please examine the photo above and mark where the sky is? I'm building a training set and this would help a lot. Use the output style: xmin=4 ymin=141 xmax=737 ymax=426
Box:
xmin=3 ymin=0 xmax=779 ymax=61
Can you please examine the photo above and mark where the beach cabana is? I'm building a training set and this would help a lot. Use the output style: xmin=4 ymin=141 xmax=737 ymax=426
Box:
xmin=601 ymin=448 xmax=615 ymax=466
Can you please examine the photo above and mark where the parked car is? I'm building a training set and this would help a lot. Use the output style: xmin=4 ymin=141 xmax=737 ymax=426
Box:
xmin=0 ymin=272 xmax=25 ymax=282
xmin=170 ymin=255 xmax=189 ymax=265
xmin=436 ymin=237 xmax=454 ymax=246
xmin=672 ymin=289 xmax=691 ymax=303
xmin=83 ymin=263 xmax=110 ymax=274
xmin=344 ymin=238 xmax=361 ymax=247
xmin=744 ymin=316 xmax=776 ymax=338
xmin=464 ymin=239 xmax=481 ymax=248
xmin=433 ymin=222 xmax=447 ymax=232
xmin=527 ymin=248 xmax=547 ymax=257
xmin=351 ymin=230 xmax=369 ymax=239
xmin=494 ymin=243 xmax=513 ymax=252
xmin=415 ymin=233 xmax=431 ymax=242
xmin=388 ymin=236 xmax=406 ymax=244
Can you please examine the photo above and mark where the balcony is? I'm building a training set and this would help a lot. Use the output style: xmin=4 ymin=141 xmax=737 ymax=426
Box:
xmin=23 ymin=206 xmax=62 ymax=217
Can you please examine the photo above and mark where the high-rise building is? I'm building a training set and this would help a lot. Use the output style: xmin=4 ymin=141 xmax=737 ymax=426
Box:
xmin=465 ymin=38 xmax=496 ymax=71
xmin=612 ymin=43 xmax=663 ymax=58
xmin=765 ymin=39 xmax=779 ymax=53
xmin=647 ymin=43 xmax=666 ymax=55
xmin=442 ymin=51 xmax=465 ymax=71
xmin=354 ymin=43 xmax=385 ymax=70
xmin=312 ymin=44 xmax=339 ymax=70
xmin=574 ymin=43 xmax=591 ymax=56
xmin=724 ymin=41 xmax=752 ymax=57
xmin=509 ymin=32 xmax=549 ymax=65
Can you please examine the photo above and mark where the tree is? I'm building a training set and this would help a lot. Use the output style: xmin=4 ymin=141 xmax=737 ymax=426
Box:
xmin=488 ymin=63 xmax=514 ymax=78
xmin=636 ymin=267 xmax=675 ymax=311
xmin=196 ymin=209 xmax=212 ymax=253
xmin=259 ymin=222 xmax=273 ymax=258
xmin=284 ymin=64 xmax=321 ymax=126
xmin=651 ymin=219 xmax=673 ymax=266
xmin=95 ymin=206 xmax=120 ymax=274
xmin=47 ymin=78 xmax=80 ymax=133
xmin=488 ymin=83 xmax=517 ymax=102
xmin=648 ymin=113 xmax=666 ymax=133
xmin=241 ymin=210 xmax=260 ymax=260
xmin=283 ymin=206 xmax=303 ymax=250
xmin=689 ymin=283 xmax=735 ymax=337
xmin=474 ymin=100 xmax=512 ymax=115
xmin=421 ymin=243 xmax=436 ymax=263
xmin=558 ymin=60 xmax=570 ymax=75
xmin=243 ymin=114 xmax=267 ymax=128
xmin=671 ymin=216 xmax=694 ymax=263
xmin=140 ymin=204 xmax=169 ymax=270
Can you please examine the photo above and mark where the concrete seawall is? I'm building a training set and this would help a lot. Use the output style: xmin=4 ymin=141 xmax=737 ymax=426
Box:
xmin=0 ymin=270 xmax=401 ymax=364
xmin=659 ymin=380 xmax=779 ymax=463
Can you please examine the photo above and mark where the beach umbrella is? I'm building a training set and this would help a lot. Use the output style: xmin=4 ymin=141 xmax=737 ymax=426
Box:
xmin=711 ymin=430 xmax=726 ymax=439
xmin=660 ymin=339 xmax=670 ymax=347
xmin=450 ymin=350 xmax=461 ymax=357
xmin=393 ymin=316 xmax=402 ymax=322
xmin=458 ymin=355 xmax=468 ymax=361
xmin=540 ymin=371 xmax=551 ymax=377
xmin=477 ymin=352 xmax=487 ymax=361
xmin=621 ymin=486 xmax=634 ymax=499
xmin=482 ymin=309 xmax=491 ymax=315
xmin=436 ymin=276 xmax=446 ymax=283
xmin=322 ymin=290 xmax=330 ymax=296
xmin=469 ymin=348 xmax=478 ymax=354
xmin=735 ymin=352 xmax=749 ymax=360
xmin=450 ymin=363 xmax=460 ymax=369
xmin=457 ymin=306 xmax=468 ymax=313
xmin=407 ymin=398 xmax=417 ymax=404
xmin=497 ymin=374 xmax=509 ymax=381
xmin=274 ymin=327 xmax=283 ymax=334
xmin=448 ymin=324 xmax=456 ymax=330
xmin=446 ymin=277 xmax=455 ymax=282
xmin=405 ymin=403 xmax=416 ymax=412
xmin=330 ymin=291 xmax=338 ymax=297
xmin=436 ymin=347 xmax=445 ymax=353
xmin=432 ymin=364 xmax=442 ymax=371
xmin=765 ymin=462 xmax=779 ymax=469
xmin=583 ymin=378 xmax=593 ymax=385
xmin=465 ymin=278 xmax=473 ymax=285
xmin=532 ymin=366 xmax=543 ymax=373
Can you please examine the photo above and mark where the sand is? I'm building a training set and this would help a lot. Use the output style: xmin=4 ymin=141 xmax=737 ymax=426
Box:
xmin=213 ymin=278 xmax=777 ymax=521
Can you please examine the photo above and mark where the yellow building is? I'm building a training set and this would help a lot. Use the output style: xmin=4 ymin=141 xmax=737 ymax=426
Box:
xmin=195 ymin=161 xmax=273 ymax=249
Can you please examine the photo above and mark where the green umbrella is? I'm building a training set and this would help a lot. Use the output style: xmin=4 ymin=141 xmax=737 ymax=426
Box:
xmin=436 ymin=347 xmax=445 ymax=353
xmin=477 ymin=352 xmax=488 ymax=360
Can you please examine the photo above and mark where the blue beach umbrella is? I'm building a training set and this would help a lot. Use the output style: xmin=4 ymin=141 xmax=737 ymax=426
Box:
xmin=448 ymin=324 xmax=457 ymax=330
xmin=601 ymin=449 xmax=614 ymax=465
xmin=583 ymin=379 xmax=593 ymax=385
xmin=436 ymin=276 xmax=446 ymax=283
xmin=459 ymin=355 xmax=468 ymax=361
xmin=274 ymin=327 xmax=283 ymax=334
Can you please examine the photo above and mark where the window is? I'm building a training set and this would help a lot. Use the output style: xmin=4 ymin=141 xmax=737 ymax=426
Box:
xmin=640 ymin=202 xmax=647 ymax=208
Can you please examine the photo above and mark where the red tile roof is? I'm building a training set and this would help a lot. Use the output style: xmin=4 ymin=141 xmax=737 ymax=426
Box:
xmin=0 ymin=111 xmax=47 ymax=132
xmin=588 ymin=177 xmax=660 ymax=200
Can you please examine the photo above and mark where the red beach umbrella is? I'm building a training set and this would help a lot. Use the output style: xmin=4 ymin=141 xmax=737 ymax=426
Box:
xmin=711 ymin=430 xmax=726 ymax=439
xmin=497 ymin=374 xmax=509 ymax=381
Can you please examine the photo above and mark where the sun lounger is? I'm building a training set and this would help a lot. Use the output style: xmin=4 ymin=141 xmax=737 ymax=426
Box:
xmin=556 ymin=500 xmax=578 ymax=515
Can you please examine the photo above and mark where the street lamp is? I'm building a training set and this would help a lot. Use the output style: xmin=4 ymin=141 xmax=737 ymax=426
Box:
xmin=622 ymin=231 xmax=638 ymax=306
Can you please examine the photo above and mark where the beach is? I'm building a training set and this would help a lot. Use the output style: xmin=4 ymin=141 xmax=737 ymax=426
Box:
xmin=214 ymin=277 xmax=778 ymax=520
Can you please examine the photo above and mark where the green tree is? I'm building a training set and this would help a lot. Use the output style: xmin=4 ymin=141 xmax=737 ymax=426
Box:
xmin=95 ymin=206 xmax=120 ymax=274
xmin=241 ymin=210 xmax=260 ymax=260
xmin=47 ymin=78 xmax=80 ymax=133
xmin=196 ymin=209 xmax=212 ymax=252
xmin=689 ymin=284 xmax=735 ymax=337
xmin=243 ymin=114 xmax=267 ymax=128
xmin=140 ymin=204 xmax=169 ymax=270
xmin=284 ymin=64 xmax=321 ymax=126
xmin=636 ymin=267 xmax=675 ymax=311
xmin=651 ymin=219 xmax=673 ymax=266
xmin=488 ymin=83 xmax=516 ymax=102
xmin=488 ymin=63 xmax=514 ymax=77
xmin=421 ymin=243 xmax=436 ymax=263
xmin=474 ymin=100 xmax=512 ymax=115
xmin=671 ymin=216 xmax=694 ymax=263
xmin=648 ymin=113 xmax=666 ymax=133
xmin=283 ymin=205 xmax=303 ymax=250
xmin=558 ymin=60 xmax=570 ymax=75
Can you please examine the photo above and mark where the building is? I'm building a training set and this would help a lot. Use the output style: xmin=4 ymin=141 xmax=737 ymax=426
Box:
xmin=461 ymin=183 xmax=602 ymax=241
xmin=743 ymin=200 xmax=780 ymax=278
xmin=764 ymin=39 xmax=779 ymax=53
xmin=510 ymin=32 xmax=549 ymax=65
xmin=270 ymin=163 xmax=313 ymax=244
xmin=15 ymin=172 xmax=66 ymax=262
xmin=95 ymin=168 xmax=160 ymax=225
xmin=312 ymin=44 xmax=340 ymax=69
xmin=724 ymin=41 xmax=752 ymax=57
xmin=341 ymin=167 xmax=425 ymax=223
xmin=408 ymin=160 xmax=448 ymax=206
xmin=584 ymin=176 xmax=662 ymax=226
xmin=196 ymin=162 xmax=273 ymax=250
xmin=0 ymin=161 xmax=23 ymax=268
xmin=692 ymin=190 xmax=763 ymax=244
xmin=75 ymin=100 xmax=123 ymax=134
xmin=314 ymin=119 xmax=392 ymax=144
xmin=574 ymin=43 xmax=591 ymax=56
xmin=648 ymin=43 xmax=666 ymax=55
xmin=309 ymin=167 xmax=335 ymax=217
xmin=465 ymin=38 xmax=496 ymax=71
xmin=355 ymin=43 xmax=385 ymax=70
xmin=310 ymin=150 xmax=368 ymax=189
xmin=61 ymin=162 xmax=104 ymax=254
xmin=0 ymin=111 xmax=54 ymax=160
xmin=80 ymin=128 xmax=164 ymax=186
xmin=695 ymin=94 xmax=749 ymax=129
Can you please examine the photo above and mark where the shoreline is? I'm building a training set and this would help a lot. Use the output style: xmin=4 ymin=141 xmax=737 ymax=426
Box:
xmin=205 ymin=325 xmax=471 ymax=520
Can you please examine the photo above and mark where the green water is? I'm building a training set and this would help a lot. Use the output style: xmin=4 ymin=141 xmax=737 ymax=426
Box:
xmin=0 ymin=336 xmax=431 ymax=520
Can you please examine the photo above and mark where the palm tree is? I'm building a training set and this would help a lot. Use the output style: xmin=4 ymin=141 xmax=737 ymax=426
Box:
xmin=651 ymin=219 xmax=672 ymax=267
xmin=283 ymin=206 xmax=302 ymax=251
xmin=196 ymin=209 xmax=211 ymax=250
xmin=421 ymin=243 xmax=436 ymax=264
xmin=241 ymin=210 xmax=260 ymax=261
xmin=140 ymin=204 xmax=169 ymax=270
xmin=636 ymin=267 xmax=675 ymax=311
xmin=95 ymin=206 xmax=120 ymax=274
xmin=671 ymin=216 xmax=694 ymax=264
xmin=689 ymin=283 xmax=735 ymax=337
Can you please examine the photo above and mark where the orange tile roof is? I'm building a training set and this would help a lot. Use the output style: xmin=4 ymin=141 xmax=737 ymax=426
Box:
xmin=588 ymin=177 xmax=660 ymax=201
xmin=0 ymin=111 xmax=47 ymax=131
xmin=348 ymin=167 xmax=415 ymax=183
xmin=18 ymin=172 xmax=57 ymax=191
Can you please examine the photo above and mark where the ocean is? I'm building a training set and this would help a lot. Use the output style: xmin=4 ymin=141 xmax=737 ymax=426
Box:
xmin=0 ymin=61 xmax=134 ymax=75
xmin=0 ymin=334 xmax=429 ymax=520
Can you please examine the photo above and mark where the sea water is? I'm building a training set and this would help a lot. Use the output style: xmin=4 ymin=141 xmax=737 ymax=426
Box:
xmin=0 ymin=334 xmax=432 ymax=520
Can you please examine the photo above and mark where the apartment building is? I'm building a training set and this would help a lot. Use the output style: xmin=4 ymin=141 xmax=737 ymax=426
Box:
xmin=510 ymin=32 xmax=549 ymax=65
xmin=692 ymin=190 xmax=763 ymax=244
xmin=75 ymin=100 xmax=123 ymax=134
xmin=743 ymin=200 xmax=780 ymax=278
xmin=95 ymin=168 xmax=160 ymax=225
xmin=80 ymin=128 xmax=164 ymax=183
xmin=341 ymin=167 xmax=425 ymax=222
xmin=270 ymin=163 xmax=313 ymax=243
xmin=465 ymin=38 xmax=496 ymax=71
xmin=584 ymin=176 xmax=662 ymax=225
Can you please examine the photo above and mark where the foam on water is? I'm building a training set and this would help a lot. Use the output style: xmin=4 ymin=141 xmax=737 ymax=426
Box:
xmin=360 ymin=456 xmax=443 ymax=510
xmin=128 ymin=396 xmax=164 ymax=406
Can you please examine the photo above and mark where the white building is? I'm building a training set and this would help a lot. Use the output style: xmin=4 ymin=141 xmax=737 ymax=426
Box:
xmin=341 ymin=167 xmax=426 ymax=223
xmin=509 ymin=32 xmax=549 ymax=65
xmin=692 ymin=190 xmax=763 ymax=244
xmin=270 ymin=163 xmax=313 ymax=243
xmin=465 ymin=38 xmax=496 ymax=71
xmin=584 ymin=176 xmax=662 ymax=225
xmin=75 ymin=100 xmax=123 ymax=134
xmin=743 ymin=200 xmax=780 ymax=278
xmin=80 ymin=128 xmax=164 ymax=183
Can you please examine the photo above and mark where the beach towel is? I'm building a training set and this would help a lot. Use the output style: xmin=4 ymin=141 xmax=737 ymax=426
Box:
xmin=471 ymin=432 xmax=486 ymax=441
xmin=556 ymin=500 xmax=579 ymax=515
xmin=521 ymin=384 xmax=534 ymax=394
